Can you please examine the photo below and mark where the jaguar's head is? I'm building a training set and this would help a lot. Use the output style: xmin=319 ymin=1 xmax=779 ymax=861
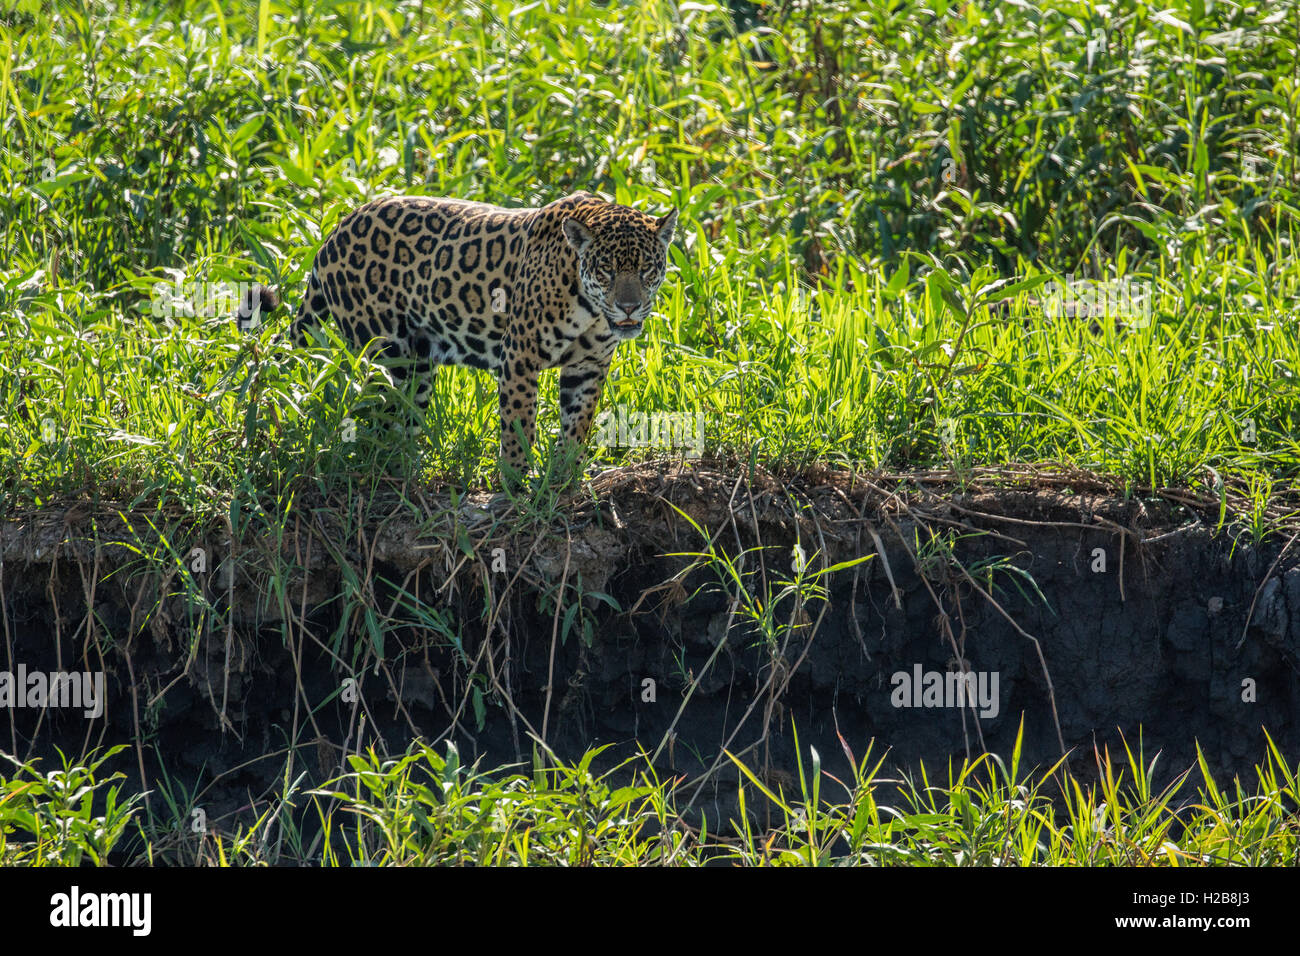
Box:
xmin=563 ymin=205 xmax=677 ymax=340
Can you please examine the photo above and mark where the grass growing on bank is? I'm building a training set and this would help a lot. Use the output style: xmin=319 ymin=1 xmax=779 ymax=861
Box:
xmin=0 ymin=0 xmax=1298 ymax=523
xmin=5 ymin=253 xmax=1299 ymax=518
xmin=3 ymin=725 xmax=1298 ymax=866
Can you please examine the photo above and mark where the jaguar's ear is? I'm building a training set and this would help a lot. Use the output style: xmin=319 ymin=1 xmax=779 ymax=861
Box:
xmin=656 ymin=208 xmax=678 ymax=246
xmin=563 ymin=218 xmax=593 ymax=254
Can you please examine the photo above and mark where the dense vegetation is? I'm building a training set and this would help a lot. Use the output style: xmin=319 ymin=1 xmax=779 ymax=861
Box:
xmin=1 ymin=0 xmax=1297 ymax=511
xmin=4 ymin=728 xmax=1298 ymax=865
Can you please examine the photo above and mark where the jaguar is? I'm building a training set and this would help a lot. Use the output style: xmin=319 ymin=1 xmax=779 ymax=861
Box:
xmin=240 ymin=190 xmax=677 ymax=481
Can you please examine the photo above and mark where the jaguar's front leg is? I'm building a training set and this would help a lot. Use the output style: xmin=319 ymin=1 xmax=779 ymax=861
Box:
xmin=497 ymin=362 xmax=539 ymax=487
xmin=555 ymin=357 xmax=612 ymax=478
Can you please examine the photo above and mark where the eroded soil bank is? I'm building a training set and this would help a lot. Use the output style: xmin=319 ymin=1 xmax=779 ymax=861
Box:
xmin=2 ymin=464 xmax=1299 ymax=836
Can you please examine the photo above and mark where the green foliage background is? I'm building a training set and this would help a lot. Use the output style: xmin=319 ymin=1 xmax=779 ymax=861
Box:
xmin=1 ymin=0 xmax=1297 ymax=508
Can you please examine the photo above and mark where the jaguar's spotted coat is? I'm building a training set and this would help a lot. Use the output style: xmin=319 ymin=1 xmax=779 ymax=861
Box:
xmin=245 ymin=191 xmax=677 ymax=479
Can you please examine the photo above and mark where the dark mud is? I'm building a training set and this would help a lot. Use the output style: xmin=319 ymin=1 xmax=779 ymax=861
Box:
xmin=2 ymin=465 xmax=1299 ymax=837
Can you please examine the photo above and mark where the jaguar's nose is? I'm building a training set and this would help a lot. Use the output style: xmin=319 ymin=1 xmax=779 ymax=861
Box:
xmin=615 ymin=299 xmax=639 ymax=318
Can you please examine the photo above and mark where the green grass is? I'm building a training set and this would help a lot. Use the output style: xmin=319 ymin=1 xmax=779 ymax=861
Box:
xmin=0 ymin=0 xmax=1298 ymax=523
xmin=4 ymin=726 xmax=1297 ymax=865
